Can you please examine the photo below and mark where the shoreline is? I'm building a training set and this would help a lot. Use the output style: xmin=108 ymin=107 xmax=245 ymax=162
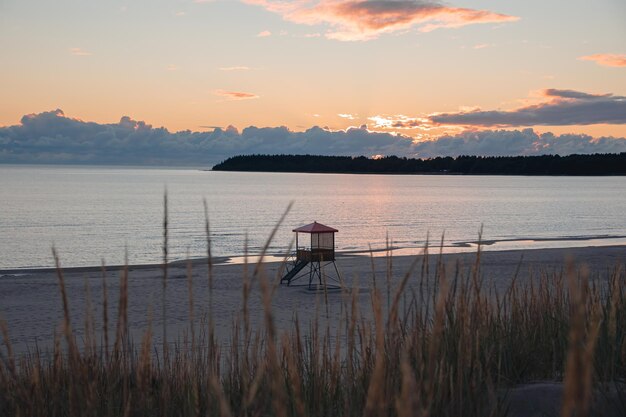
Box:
xmin=211 ymin=168 xmax=626 ymax=177
xmin=2 ymin=243 xmax=624 ymax=276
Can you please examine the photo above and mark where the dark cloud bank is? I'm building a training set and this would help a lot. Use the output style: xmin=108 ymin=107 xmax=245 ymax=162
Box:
xmin=1 ymin=109 xmax=625 ymax=167
xmin=432 ymin=89 xmax=626 ymax=127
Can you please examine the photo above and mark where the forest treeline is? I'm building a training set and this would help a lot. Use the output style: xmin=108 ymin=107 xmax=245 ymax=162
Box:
xmin=212 ymin=153 xmax=626 ymax=175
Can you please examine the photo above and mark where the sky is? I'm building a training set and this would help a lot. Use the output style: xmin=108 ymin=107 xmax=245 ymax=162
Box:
xmin=1 ymin=0 xmax=625 ymax=164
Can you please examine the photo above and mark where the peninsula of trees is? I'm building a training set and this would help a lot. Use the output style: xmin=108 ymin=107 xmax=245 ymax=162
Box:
xmin=212 ymin=153 xmax=626 ymax=176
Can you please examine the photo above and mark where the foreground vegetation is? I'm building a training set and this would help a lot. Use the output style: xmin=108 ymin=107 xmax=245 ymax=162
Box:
xmin=212 ymin=153 xmax=626 ymax=175
xmin=1 ymin=208 xmax=625 ymax=416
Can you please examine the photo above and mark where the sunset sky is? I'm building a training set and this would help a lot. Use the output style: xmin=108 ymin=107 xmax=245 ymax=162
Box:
xmin=1 ymin=0 xmax=625 ymax=164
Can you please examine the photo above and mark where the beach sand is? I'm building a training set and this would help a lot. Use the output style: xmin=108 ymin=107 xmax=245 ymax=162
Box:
xmin=1 ymin=245 xmax=624 ymax=416
xmin=1 ymin=244 xmax=624 ymax=355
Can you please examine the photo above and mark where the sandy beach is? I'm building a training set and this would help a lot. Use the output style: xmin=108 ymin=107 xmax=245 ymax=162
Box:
xmin=1 ymin=244 xmax=624 ymax=356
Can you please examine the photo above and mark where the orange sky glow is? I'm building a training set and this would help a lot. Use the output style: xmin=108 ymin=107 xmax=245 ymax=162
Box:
xmin=1 ymin=0 xmax=625 ymax=146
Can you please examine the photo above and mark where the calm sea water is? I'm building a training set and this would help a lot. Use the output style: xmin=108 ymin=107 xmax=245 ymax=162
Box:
xmin=1 ymin=165 xmax=625 ymax=269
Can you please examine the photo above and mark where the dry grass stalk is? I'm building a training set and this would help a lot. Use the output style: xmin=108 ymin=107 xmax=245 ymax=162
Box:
xmin=561 ymin=264 xmax=601 ymax=417
xmin=0 ymin=318 xmax=15 ymax=379
xmin=363 ymin=288 xmax=386 ymax=417
xmin=113 ymin=253 xmax=129 ymax=355
xmin=101 ymin=261 xmax=109 ymax=362
xmin=162 ymin=190 xmax=169 ymax=359
xmin=203 ymin=199 xmax=214 ymax=318
xmin=53 ymin=248 xmax=79 ymax=362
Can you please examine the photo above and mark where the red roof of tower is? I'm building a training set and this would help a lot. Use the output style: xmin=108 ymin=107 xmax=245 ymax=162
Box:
xmin=292 ymin=221 xmax=338 ymax=233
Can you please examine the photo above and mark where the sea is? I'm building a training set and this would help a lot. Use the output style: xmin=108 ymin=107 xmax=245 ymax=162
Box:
xmin=1 ymin=165 xmax=625 ymax=270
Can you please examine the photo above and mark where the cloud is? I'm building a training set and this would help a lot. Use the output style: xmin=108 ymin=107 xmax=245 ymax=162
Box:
xmin=338 ymin=113 xmax=357 ymax=120
xmin=369 ymin=115 xmax=435 ymax=130
xmin=1 ymin=110 xmax=625 ymax=166
xmin=430 ymin=89 xmax=626 ymax=127
xmin=69 ymin=47 xmax=92 ymax=56
xmin=219 ymin=66 xmax=251 ymax=71
xmin=244 ymin=0 xmax=518 ymax=41
xmin=579 ymin=53 xmax=626 ymax=68
xmin=0 ymin=110 xmax=415 ymax=165
xmin=214 ymin=90 xmax=260 ymax=100
xmin=411 ymin=129 xmax=626 ymax=158
xmin=256 ymin=30 xmax=272 ymax=37
xmin=166 ymin=64 xmax=180 ymax=71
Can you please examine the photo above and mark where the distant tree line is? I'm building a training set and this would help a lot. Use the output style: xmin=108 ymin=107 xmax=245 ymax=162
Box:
xmin=212 ymin=153 xmax=626 ymax=175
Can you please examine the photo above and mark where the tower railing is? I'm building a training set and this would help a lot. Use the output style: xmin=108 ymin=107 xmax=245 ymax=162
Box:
xmin=296 ymin=248 xmax=335 ymax=262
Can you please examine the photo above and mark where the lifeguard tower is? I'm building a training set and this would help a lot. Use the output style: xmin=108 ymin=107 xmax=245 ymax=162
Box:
xmin=281 ymin=221 xmax=342 ymax=289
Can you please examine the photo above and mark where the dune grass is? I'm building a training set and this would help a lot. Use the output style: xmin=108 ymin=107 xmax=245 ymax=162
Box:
xmin=0 ymin=202 xmax=624 ymax=417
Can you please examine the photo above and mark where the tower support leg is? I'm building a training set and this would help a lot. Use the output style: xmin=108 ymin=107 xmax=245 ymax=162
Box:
xmin=332 ymin=261 xmax=342 ymax=286
xmin=308 ymin=262 xmax=314 ymax=289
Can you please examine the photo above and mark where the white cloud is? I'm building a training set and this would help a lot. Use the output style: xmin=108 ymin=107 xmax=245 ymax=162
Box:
xmin=2 ymin=110 xmax=625 ymax=166
xmin=244 ymin=0 xmax=519 ymax=41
